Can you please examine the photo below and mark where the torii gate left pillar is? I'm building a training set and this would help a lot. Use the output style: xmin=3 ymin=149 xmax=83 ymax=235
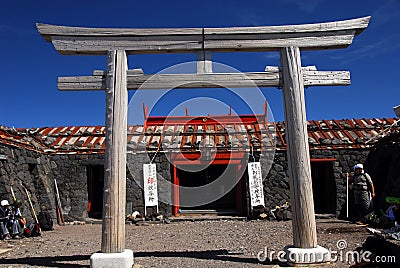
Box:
xmin=102 ymin=50 xmax=128 ymax=252
xmin=92 ymin=50 xmax=133 ymax=266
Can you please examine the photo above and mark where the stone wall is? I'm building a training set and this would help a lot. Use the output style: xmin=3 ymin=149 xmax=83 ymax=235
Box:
xmin=126 ymin=153 xmax=173 ymax=217
xmin=262 ymin=152 xmax=290 ymax=212
xmin=310 ymin=148 xmax=369 ymax=218
xmin=49 ymin=154 xmax=105 ymax=221
xmin=0 ymin=145 xmax=57 ymax=223
xmin=48 ymin=153 xmax=173 ymax=220
xmin=259 ymin=149 xmax=369 ymax=219
xmin=0 ymin=142 xmax=373 ymax=222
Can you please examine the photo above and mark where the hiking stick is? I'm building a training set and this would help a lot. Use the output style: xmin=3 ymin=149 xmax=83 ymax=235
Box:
xmin=346 ymin=172 xmax=349 ymax=219
xmin=21 ymin=184 xmax=41 ymax=232
xmin=54 ymin=179 xmax=64 ymax=225
xmin=10 ymin=186 xmax=18 ymax=206
xmin=10 ymin=186 xmax=26 ymax=228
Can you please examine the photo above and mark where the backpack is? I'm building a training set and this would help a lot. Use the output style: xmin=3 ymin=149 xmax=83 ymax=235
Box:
xmin=37 ymin=211 xmax=54 ymax=231
xmin=353 ymin=173 xmax=373 ymax=192
xmin=24 ymin=222 xmax=41 ymax=237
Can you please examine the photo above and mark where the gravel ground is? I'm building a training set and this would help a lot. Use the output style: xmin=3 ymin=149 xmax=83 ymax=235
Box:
xmin=0 ymin=218 xmax=381 ymax=267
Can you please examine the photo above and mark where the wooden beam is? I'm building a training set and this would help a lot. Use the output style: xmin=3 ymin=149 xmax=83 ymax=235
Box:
xmin=36 ymin=17 xmax=370 ymax=54
xmin=50 ymin=35 xmax=203 ymax=55
xmin=94 ymin=68 xmax=143 ymax=76
xmin=204 ymin=16 xmax=370 ymax=35
xmin=280 ymin=46 xmax=317 ymax=248
xmin=36 ymin=24 xmax=203 ymax=42
xmin=203 ymin=30 xmax=356 ymax=51
xmin=265 ymin=66 xmax=317 ymax=71
xmin=57 ymin=69 xmax=350 ymax=90
xmin=102 ymin=50 xmax=127 ymax=253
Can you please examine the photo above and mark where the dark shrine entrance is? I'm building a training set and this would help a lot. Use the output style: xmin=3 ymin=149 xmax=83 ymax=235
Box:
xmin=173 ymin=156 xmax=245 ymax=216
xmin=87 ymin=165 xmax=104 ymax=219
xmin=311 ymin=159 xmax=337 ymax=214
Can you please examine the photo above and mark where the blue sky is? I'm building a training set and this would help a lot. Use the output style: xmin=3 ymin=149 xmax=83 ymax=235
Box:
xmin=1 ymin=0 xmax=399 ymax=128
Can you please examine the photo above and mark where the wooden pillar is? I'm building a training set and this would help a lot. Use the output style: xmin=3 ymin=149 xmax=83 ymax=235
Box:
xmin=173 ymin=165 xmax=180 ymax=215
xmin=280 ymin=47 xmax=317 ymax=248
xmin=102 ymin=50 xmax=128 ymax=253
xmin=196 ymin=50 xmax=212 ymax=74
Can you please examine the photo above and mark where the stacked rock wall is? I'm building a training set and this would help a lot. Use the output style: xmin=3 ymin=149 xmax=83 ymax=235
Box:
xmin=0 ymin=145 xmax=56 ymax=223
xmin=260 ymin=149 xmax=369 ymax=218
xmin=0 ymin=142 xmax=373 ymax=221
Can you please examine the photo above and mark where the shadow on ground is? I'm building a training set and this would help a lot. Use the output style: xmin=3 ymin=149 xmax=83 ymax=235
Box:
xmin=1 ymin=250 xmax=290 ymax=267
xmin=134 ymin=249 xmax=288 ymax=266
xmin=0 ymin=254 xmax=91 ymax=267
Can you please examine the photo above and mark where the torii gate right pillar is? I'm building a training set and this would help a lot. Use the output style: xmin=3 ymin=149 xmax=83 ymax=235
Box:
xmin=280 ymin=47 xmax=330 ymax=264
xmin=281 ymin=46 xmax=317 ymax=248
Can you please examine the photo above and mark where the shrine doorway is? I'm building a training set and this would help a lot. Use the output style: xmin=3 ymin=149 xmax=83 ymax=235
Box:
xmin=173 ymin=160 xmax=245 ymax=216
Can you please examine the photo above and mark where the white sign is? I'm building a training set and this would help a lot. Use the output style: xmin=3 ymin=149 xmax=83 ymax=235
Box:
xmin=248 ymin=162 xmax=265 ymax=207
xmin=143 ymin=163 xmax=158 ymax=207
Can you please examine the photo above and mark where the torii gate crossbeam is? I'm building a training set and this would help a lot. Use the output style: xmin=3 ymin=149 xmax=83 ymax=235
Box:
xmin=37 ymin=16 xmax=370 ymax=267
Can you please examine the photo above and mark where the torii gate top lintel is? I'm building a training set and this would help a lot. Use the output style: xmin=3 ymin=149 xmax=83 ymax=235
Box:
xmin=37 ymin=16 xmax=370 ymax=55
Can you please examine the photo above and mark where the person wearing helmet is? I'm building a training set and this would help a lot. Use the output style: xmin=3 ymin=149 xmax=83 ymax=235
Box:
xmin=349 ymin=164 xmax=375 ymax=222
xmin=0 ymin=199 xmax=12 ymax=240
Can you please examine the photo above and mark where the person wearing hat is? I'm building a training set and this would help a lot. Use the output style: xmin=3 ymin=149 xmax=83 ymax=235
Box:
xmin=0 ymin=199 xmax=22 ymax=240
xmin=349 ymin=164 xmax=375 ymax=222
xmin=0 ymin=199 xmax=12 ymax=240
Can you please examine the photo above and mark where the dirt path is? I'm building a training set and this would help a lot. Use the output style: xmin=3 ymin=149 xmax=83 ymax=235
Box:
xmin=0 ymin=219 xmax=376 ymax=267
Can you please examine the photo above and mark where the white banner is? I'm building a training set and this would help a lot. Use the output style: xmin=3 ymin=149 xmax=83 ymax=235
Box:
xmin=248 ymin=162 xmax=265 ymax=207
xmin=143 ymin=163 xmax=158 ymax=207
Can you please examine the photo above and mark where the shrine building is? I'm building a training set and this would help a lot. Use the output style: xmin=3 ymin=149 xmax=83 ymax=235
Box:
xmin=0 ymin=114 xmax=398 ymax=221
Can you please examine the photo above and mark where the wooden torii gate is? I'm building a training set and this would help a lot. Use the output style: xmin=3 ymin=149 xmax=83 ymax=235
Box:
xmin=37 ymin=16 xmax=370 ymax=266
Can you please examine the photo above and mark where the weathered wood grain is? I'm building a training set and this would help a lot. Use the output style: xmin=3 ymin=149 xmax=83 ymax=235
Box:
xmin=280 ymin=46 xmax=317 ymax=248
xmin=197 ymin=50 xmax=212 ymax=73
xmin=57 ymin=70 xmax=350 ymax=90
xmin=49 ymin=31 xmax=355 ymax=54
xmin=93 ymin=69 xmax=143 ymax=76
xmin=51 ymin=36 xmax=203 ymax=55
xmin=205 ymin=16 xmax=370 ymax=35
xmin=203 ymin=31 xmax=356 ymax=51
xmin=37 ymin=17 xmax=369 ymax=40
xmin=36 ymin=23 xmax=203 ymax=41
xmin=37 ymin=17 xmax=370 ymax=54
xmin=102 ymin=50 xmax=127 ymax=253
xmin=265 ymin=65 xmax=317 ymax=71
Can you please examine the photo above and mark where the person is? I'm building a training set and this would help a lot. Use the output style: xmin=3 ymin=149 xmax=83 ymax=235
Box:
xmin=0 ymin=200 xmax=12 ymax=240
xmin=0 ymin=199 xmax=22 ymax=240
xmin=9 ymin=200 xmax=24 ymax=237
xmin=349 ymin=164 xmax=375 ymax=222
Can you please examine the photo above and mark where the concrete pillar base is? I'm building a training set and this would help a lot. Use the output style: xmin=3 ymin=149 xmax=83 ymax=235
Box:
xmin=284 ymin=245 xmax=331 ymax=266
xmin=90 ymin=249 xmax=134 ymax=268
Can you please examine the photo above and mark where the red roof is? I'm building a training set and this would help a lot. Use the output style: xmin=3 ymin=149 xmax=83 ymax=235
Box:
xmin=0 ymin=117 xmax=398 ymax=155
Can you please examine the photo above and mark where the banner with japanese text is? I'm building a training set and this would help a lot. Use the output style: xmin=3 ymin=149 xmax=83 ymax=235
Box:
xmin=247 ymin=162 xmax=265 ymax=207
xmin=143 ymin=163 xmax=158 ymax=207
